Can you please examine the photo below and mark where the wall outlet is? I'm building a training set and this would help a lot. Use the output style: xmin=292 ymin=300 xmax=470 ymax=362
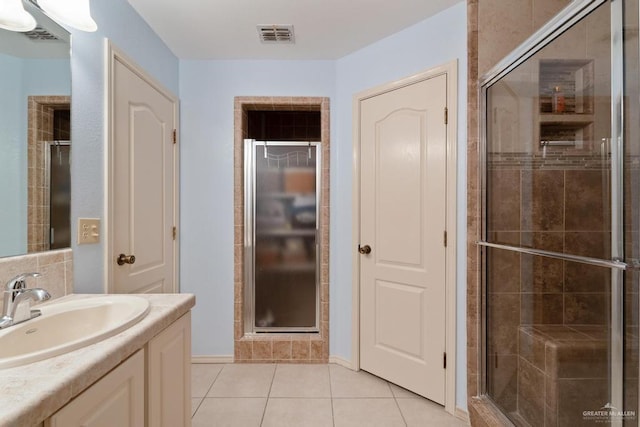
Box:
xmin=78 ymin=218 xmax=100 ymax=244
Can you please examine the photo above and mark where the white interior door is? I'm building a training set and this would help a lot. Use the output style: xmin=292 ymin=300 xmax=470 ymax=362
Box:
xmin=111 ymin=52 xmax=177 ymax=294
xmin=359 ymin=74 xmax=448 ymax=403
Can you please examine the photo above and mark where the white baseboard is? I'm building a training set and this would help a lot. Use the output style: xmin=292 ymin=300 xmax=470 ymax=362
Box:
xmin=192 ymin=355 xmax=358 ymax=369
xmin=191 ymin=355 xmax=234 ymax=364
xmin=455 ymin=408 xmax=470 ymax=424
xmin=328 ymin=356 xmax=353 ymax=370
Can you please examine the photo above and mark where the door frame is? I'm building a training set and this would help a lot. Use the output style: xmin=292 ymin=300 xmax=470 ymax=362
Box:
xmin=351 ymin=60 xmax=458 ymax=413
xmin=104 ymin=41 xmax=180 ymax=293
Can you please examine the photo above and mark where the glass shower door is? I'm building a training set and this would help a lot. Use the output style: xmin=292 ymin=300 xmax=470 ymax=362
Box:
xmin=245 ymin=140 xmax=320 ymax=332
xmin=480 ymin=1 xmax=638 ymax=425
xmin=47 ymin=142 xmax=71 ymax=249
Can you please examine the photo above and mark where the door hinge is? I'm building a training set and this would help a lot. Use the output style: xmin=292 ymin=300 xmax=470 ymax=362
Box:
xmin=172 ymin=226 xmax=177 ymax=240
xmin=443 ymin=352 xmax=447 ymax=369
xmin=444 ymin=107 xmax=448 ymax=125
xmin=444 ymin=231 xmax=447 ymax=247
xmin=172 ymin=129 xmax=177 ymax=144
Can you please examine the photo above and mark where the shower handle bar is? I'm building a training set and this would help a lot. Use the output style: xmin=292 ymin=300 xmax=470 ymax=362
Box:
xmin=477 ymin=241 xmax=630 ymax=270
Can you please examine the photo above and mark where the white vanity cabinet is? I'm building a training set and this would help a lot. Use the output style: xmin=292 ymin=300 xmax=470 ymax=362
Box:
xmin=147 ymin=311 xmax=191 ymax=427
xmin=46 ymin=349 xmax=145 ymax=427
xmin=44 ymin=311 xmax=191 ymax=427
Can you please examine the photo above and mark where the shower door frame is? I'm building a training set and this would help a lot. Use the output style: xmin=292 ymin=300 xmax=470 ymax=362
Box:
xmin=478 ymin=0 xmax=628 ymax=415
xmin=244 ymin=139 xmax=322 ymax=334
xmin=44 ymin=140 xmax=71 ymax=249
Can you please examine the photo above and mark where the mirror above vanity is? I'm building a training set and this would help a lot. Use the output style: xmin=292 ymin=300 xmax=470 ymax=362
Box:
xmin=0 ymin=0 xmax=71 ymax=258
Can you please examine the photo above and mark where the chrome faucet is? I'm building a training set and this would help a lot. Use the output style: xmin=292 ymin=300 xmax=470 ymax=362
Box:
xmin=0 ymin=273 xmax=51 ymax=329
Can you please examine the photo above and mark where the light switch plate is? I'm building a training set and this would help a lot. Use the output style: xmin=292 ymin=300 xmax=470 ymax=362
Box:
xmin=77 ymin=218 xmax=100 ymax=244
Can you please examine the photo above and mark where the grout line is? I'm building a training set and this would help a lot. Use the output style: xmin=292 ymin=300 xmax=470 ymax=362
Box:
xmin=259 ymin=363 xmax=278 ymax=426
xmin=191 ymin=363 xmax=226 ymax=418
xmin=394 ymin=397 xmax=409 ymax=427
xmin=389 ymin=382 xmax=409 ymax=427
xmin=328 ymin=364 xmax=336 ymax=427
xmin=202 ymin=363 xmax=225 ymax=398
xmin=191 ymin=397 xmax=204 ymax=419
xmin=206 ymin=396 xmax=279 ymax=399
xmin=267 ymin=396 xmax=337 ymax=399
xmin=332 ymin=396 xmax=407 ymax=400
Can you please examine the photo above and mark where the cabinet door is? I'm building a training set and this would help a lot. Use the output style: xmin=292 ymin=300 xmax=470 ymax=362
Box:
xmin=147 ymin=312 xmax=191 ymax=427
xmin=46 ymin=349 xmax=145 ymax=427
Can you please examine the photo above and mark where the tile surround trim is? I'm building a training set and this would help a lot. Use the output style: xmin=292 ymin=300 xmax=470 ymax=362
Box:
xmin=233 ymin=96 xmax=330 ymax=363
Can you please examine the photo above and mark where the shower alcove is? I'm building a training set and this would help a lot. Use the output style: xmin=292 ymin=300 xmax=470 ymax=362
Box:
xmin=234 ymin=97 xmax=330 ymax=362
xmin=477 ymin=0 xmax=640 ymax=425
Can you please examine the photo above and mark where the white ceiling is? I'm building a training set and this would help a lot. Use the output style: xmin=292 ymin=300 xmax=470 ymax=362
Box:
xmin=126 ymin=0 xmax=463 ymax=60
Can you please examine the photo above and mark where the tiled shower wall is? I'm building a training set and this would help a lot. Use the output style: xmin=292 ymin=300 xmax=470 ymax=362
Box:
xmin=247 ymin=111 xmax=321 ymax=142
xmin=486 ymin=153 xmax=612 ymax=425
xmin=466 ymin=0 xmax=574 ymax=424
xmin=488 ymin=154 xmax=611 ymax=327
xmin=469 ymin=1 xmax=640 ymax=425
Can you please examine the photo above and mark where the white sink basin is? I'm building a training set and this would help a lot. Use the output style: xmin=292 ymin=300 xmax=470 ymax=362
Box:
xmin=0 ymin=295 xmax=150 ymax=369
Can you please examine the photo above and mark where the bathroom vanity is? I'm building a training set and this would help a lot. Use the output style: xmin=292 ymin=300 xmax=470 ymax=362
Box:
xmin=0 ymin=293 xmax=194 ymax=427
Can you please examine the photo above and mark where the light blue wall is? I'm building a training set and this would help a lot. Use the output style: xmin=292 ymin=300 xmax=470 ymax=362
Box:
xmin=22 ymin=58 xmax=71 ymax=94
xmin=0 ymin=53 xmax=70 ymax=257
xmin=69 ymin=0 xmax=179 ymax=293
xmin=333 ymin=2 xmax=468 ymax=408
xmin=180 ymin=2 xmax=467 ymax=409
xmin=0 ymin=54 xmax=26 ymax=257
xmin=179 ymin=60 xmax=337 ymax=356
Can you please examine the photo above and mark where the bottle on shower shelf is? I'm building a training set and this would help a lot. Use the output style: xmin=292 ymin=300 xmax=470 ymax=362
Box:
xmin=552 ymin=86 xmax=565 ymax=113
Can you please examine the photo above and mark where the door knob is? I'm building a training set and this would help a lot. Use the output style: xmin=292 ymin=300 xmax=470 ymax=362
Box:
xmin=117 ymin=254 xmax=136 ymax=266
xmin=358 ymin=245 xmax=372 ymax=255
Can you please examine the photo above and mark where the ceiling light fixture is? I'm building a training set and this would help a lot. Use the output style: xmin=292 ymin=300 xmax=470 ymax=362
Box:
xmin=0 ymin=0 xmax=37 ymax=32
xmin=37 ymin=0 xmax=97 ymax=32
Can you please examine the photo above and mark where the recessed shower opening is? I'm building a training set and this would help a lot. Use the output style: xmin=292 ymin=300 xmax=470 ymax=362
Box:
xmin=233 ymin=98 xmax=330 ymax=362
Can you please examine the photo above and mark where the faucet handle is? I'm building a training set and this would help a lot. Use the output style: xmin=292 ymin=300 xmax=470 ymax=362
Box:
xmin=6 ymin=272 xmax=41 ymax=291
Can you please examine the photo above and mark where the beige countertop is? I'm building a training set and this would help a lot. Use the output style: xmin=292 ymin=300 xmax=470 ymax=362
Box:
xmin=0 ymin=293 xmax=195 ymax=427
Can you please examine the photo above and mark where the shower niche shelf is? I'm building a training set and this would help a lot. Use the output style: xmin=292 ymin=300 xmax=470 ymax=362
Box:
xmin=537 ymin=59 xmax=595 ymax=149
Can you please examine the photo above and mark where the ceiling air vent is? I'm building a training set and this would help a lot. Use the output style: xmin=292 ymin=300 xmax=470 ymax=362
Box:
xmin=257 ymin=25 xmax=295 ymax=44
xmin=23 ymin=26 xmax=59 ymax=41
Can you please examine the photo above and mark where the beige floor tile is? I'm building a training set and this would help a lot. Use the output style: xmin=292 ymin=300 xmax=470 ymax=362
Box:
xmin=192 ymin=364 xmax=224 ymax=397
xmin=333 ymin=398 xmax=405 ymax=427
xmin=207 ymin=364 xmax=276 ymax=397
xmin=262 ymin=398 xmax=333 ymax=427
xmin=329 ymin=365 xmax=393 ymax=398
xmin=191 ymin=398 xmax=266 ymax=427
xmin=270 ymin=364 xmax=331 ymax=398
xmin=192 ymin=397 xmax=203 ymax=417
xmin=389 ymin=382 xmax=422 ymax=398
xmin=396 ymin=398 xmax=469 ymax=426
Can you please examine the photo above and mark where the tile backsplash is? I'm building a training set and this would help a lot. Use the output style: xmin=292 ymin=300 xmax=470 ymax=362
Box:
xmin=0 ymin=249 xmax=73 ymax=300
